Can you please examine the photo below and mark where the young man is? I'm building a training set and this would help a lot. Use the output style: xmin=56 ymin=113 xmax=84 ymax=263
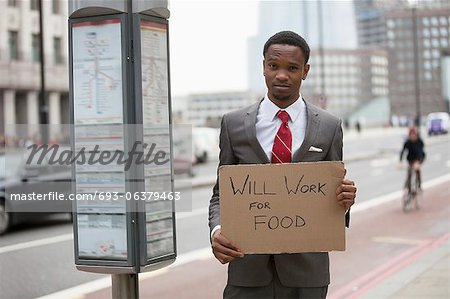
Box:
xmin=208 ymin=31 xmax=357 ymax=298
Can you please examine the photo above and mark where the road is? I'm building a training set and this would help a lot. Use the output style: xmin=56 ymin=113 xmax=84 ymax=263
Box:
xmin=0 ymin=129 xmax=449 ymax=299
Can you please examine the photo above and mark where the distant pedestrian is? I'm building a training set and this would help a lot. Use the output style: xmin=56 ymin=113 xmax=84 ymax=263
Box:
xmin=355 ymin=121 xmax=361 ymax=133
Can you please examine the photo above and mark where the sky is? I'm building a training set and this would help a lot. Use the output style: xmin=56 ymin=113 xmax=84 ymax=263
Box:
xmin=168 ymin=0 xmax=259 ymax=97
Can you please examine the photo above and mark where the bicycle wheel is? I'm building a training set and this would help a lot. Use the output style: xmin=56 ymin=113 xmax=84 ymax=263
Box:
xmin=403 ymin=167 xmax=413 ymax=212
xmin=403 ymin=191 xmax=412 ymax=212
xmin=414 ymin=170 xmax=421 ymax=210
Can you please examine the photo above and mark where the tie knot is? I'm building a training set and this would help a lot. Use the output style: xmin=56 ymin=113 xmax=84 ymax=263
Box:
xmin=277 ymin=110 xmax=290 ymax=123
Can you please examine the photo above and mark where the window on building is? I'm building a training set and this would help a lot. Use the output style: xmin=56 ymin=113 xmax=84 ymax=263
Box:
xmin=32 ymin=34 xmax=40 ymax=62
xmin=431 ymin=17 xmax=438 ymax=26
xmin=30 ymin=0 xmax=38 ymax=10
xmin=52 ymin=0 xmax=60 ymax=14
xmin=9 ymin=31 xmax=19 ymax=61
xmin=8 ymin=0 xmax=18 ymax=7
xmin=53 ymin=37 xmax=63 ymax=64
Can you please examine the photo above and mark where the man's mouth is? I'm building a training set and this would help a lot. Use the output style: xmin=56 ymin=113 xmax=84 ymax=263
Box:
xmin=273 ymin=84 xmax=290 ymax=90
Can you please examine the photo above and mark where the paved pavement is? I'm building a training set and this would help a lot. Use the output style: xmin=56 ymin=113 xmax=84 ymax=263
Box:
xmin=38 ymin=127 xmax=449 ymax=299
xmin=76 ymin=182 xmax=449 ymax=299
xmin=77 ymin=175 xmax=449 ymax=298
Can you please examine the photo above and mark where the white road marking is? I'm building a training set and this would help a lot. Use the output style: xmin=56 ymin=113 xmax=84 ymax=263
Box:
xmin=352 ymin=173 xmax=450 ymax=213
xmin=370 ymin=158 xmax=392 ymax=168
xmin=430 ymin=154 xmax=441 ymax=161
xmin=0 ymin=233 xmax=73 ymax=254
xmin=35 ymin=247 xmax=213 ymax=299
xmin=0 ymin=207 xmax=208 ymax=255
xmin=370 ymin=169 xmax=385 ymax=177
xmin=371 ymin=237 xmax=428 ymax=246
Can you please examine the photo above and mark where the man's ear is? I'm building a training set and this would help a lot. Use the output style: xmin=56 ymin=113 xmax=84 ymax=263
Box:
xmin=262 ymin=59 xmax=266 ymax=76
xmin=303 ymin=63 xmax=310 ymax=80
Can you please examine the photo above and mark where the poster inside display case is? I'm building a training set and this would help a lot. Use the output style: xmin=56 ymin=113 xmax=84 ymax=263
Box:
xmin=140 ymin=19 xmax=175 ymax=260
xmin=72 ymin=17 xmax=128 ymax=260
xmin=70 ymin=12 xmax=176 ymax=272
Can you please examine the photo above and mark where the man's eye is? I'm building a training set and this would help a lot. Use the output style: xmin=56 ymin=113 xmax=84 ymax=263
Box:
xmin=289 ymin=66 xmax=298 ymax=71
xmin=268 ymin=63 xmax=277 ymax=69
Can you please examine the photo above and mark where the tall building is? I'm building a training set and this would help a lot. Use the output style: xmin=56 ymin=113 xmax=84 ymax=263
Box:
xmin=386 ymin=5 xmax=450 ymax=118
xmin=248 ymin=1 xmax=358 ymax=96
xmin=0 ymin=0 xmax=69 ymax=143
xmin=354 ymin=0 xmax=387 ymax=47
xmin=303 ymin=48 xmax=388 ymax=118
xmin=354 ymin=0 xmax=450 ymax=119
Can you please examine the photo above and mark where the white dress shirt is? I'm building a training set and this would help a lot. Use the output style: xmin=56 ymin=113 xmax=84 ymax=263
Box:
xmin=211 ymin=95 xmax=307 ymax=239
xmin=256 ymin=94 xmax=307 ymax=160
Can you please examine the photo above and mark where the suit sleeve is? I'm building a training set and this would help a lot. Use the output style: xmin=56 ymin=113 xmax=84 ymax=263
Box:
xmin=326 ymin=119 xmax=351 ymax=227
xmin=208 ymin=115 xmax=238 ymax=237
xmin=326 ymin=118 xmax=343 ymax=161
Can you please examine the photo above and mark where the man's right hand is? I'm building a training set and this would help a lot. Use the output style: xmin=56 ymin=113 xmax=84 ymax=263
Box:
xmin=211 ymin=229 xmax=244 ymax=264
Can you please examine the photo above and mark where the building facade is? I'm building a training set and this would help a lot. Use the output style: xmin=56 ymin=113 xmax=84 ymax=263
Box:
xmin=354 ymin=0 xmax=387 ymax=47
xmin=187 ymin=91 xmax=260 ymax=127
xmin=0 ymin=0 xmax=69 ymax=144
xmin=386 ymin=7 xmax=450 ymax=118
xmin=302 ymin=48 xmax=388 ymax=118
xmin=247 ymin=1 xmax=358 ymax=97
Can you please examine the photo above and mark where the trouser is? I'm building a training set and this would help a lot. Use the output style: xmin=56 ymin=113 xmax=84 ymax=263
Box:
xmin=223 ymin=258 xmax=328 ymax=299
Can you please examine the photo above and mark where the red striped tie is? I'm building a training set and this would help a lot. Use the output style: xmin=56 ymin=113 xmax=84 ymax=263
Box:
xmin=271 ymin=110 xmax=292 ymax=163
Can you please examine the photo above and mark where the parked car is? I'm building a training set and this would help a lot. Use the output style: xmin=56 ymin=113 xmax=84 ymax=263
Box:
xmin=426 ymin=112 xmax=450 ymax=135
xmin=0 ymin=150 xmax=72 ymax=235
xmin=192 ymin=127 xmax=219 ymax=163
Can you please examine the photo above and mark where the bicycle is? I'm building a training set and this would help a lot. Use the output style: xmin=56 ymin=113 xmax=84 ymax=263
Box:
xmin=402 ymin=161 xmax=422 ymax=212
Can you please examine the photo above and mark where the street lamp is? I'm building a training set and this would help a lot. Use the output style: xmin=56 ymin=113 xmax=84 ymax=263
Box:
xmin=409 ymin=0 xmax=421 ymax=126
xmin=38 ymin=0 xmax=48 ymax=144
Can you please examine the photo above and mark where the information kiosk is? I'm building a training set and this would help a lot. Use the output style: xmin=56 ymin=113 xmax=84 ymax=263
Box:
xmin=69 ymin=1 xmax=175 ymax=296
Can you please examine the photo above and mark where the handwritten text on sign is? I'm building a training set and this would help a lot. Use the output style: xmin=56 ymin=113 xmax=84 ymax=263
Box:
xmin=219 ymin=162 xmax=346 ymax=254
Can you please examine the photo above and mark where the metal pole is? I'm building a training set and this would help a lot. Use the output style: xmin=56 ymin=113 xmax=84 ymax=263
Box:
xmin=109 ymin=5 xmax=140 ymax=298
xmin=111 ymin=274 xmax=139 ymax=299
xmin=412 ymin=7 xmax=421 ymax=126
xmin=317 ymin=0 xmax=326 ymax=97
xmin=38 ymin=0 xmax=48 ymax=144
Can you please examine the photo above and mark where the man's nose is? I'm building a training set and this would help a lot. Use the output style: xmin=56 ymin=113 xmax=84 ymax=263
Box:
xmin=275 ymin=70 xmax=288 ymax=81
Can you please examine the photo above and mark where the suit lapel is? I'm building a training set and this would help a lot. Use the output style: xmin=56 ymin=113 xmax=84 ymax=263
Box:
xmin=293 ymin=101 xmax=320 ymax=162
xmin=244 ymin=100 xmax=270 ymax=163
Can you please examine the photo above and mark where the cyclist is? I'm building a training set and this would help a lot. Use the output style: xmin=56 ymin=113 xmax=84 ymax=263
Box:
xmin=400 ymin=127 xmax=425 ymax=192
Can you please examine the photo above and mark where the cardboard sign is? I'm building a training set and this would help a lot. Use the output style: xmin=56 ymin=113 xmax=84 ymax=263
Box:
xmin=219 ymin=161 xmax=346 ymax=254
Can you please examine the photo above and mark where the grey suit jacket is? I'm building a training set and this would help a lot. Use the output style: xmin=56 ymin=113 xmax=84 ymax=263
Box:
xmin=208 ymin=99 xmax=344 ymax=288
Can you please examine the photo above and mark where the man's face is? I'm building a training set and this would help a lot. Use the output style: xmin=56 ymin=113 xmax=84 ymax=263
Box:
xmin=263 ymin=44 xmax=310 ymax=108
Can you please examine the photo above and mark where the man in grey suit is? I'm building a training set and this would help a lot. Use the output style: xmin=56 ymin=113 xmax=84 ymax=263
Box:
xmin=208 ymin=31 xmax=357 ymax=298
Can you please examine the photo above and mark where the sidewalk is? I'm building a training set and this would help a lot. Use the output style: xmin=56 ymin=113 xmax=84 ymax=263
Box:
xmin=79 ymin=177 xmax=449 ymax=299
xmin=39 ymin=127 xmax=449 ymax=299
xmin=360 ymin=236 xmax=450 ymax=299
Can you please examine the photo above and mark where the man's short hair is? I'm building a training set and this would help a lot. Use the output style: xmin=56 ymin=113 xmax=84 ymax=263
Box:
xmin=263 ymin=31 xmax=310 ymax=64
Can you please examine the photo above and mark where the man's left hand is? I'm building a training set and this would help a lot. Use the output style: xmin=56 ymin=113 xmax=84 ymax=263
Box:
xmin=336 ymin=179 xmax=356 ymax=210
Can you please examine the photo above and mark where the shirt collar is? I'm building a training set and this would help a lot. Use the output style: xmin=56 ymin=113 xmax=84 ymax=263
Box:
xmin=261 ymin=94 xmax=305 ymax=123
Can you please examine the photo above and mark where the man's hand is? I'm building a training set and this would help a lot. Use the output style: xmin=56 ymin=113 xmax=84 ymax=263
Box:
xmin=336 ymin=179 xmax=357 ymax=210
xmin=211 ymin=229 xmax=244 ymax=264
